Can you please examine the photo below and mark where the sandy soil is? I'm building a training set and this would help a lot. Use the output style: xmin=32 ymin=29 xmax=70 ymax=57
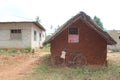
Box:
xmin=0 ymin=52 xmax=49 ymax=80
xmin=0 ymin=52 xmax=119 ymax=80
xmin=107 ymin=52 xmax=120 ymax=64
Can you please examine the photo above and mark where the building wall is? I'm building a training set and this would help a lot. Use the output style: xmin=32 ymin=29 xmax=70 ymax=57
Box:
xmin=0 ymin=22 xmax=45 ymax=49
xmin=31 ymin=23 xmax=45 ymax=49
xmin=0 ymin=23 xmax=31 ymax=49
xmin=107 ymin=30 xmax=120 ymax=50
xmin=51 ymin=19 xmax=107 ymax=65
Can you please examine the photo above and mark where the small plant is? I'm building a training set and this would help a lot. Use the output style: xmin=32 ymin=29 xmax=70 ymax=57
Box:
xmin=0 ymin=49 xmax=6 ymax=53
xmin=7 ymin=48 xmax=17 ymax=53
xmin=24 ymin=47 xmax=32 ymax=53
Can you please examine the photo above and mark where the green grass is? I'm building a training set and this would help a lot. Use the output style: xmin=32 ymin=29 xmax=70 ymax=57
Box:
xmin=22 ymin=54 xmax=120 ymax=80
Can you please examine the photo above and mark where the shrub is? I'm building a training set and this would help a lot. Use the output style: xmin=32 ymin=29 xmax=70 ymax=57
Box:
xmin=24 ymin=47 xmax=32 ymax=53
xmin=0 ymin=49 xmax=6 ymax=53
xmin=7 ymin=48 xmax=17 ymax=53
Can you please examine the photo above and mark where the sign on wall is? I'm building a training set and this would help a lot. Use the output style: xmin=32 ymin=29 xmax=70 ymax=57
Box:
xmin=68 ymin=35 xmax=79 ymax=43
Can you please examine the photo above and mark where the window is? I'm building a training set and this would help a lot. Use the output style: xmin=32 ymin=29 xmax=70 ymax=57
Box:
xmin=34 ymin=30 xmax=37 ymax=41
xmin=69 ymin=28 xmax=78 ymax=34
xmin=10 ymin=29 xmax=22 ymax=40
xmin=68 ymin=27 xmax=79 ymax=43
xmin=39 ymin=33 xmax=41 ymax=41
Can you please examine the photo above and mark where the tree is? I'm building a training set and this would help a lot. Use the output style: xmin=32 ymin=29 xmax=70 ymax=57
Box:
xmin=93 ymin=16 xmax=104 ymax=30
xmin=54 ymin=25 xmax=60 ymax=33
xmin=35 ymin=16 xmax=40 ymax=22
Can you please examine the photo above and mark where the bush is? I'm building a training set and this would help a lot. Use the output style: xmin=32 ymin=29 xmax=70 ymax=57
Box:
xmin=7 ymin=48 xmax=17 ymax=53
xmin=24 ymin=47 xmax=32 ymax=53
xmin=0 ymin=49 xmax=6 ymax=53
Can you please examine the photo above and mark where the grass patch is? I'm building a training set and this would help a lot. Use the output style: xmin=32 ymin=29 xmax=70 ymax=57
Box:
xmin=23 ymin=54 xmax=120 ymax=80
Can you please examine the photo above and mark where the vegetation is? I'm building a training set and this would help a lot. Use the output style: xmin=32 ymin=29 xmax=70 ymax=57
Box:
xmin=93 ymin=16 xmax=104 ymax=30
xmin=0 ymin=48 xmax=17 ymax=55
xmin=7 ymin=48 xmax=17 ymax=53
xmin=23 ymin=54 xmax=120 ymax=80
xmin=111 ymin=49 xmax=120 ymax=52
xmin=37 ymin=44 xmax=50 ymax=52
xmin=35 ymin=16 xmax=40 ymax=22
xmin=0 ymin=49 xmax=6 ymax=53
xmin=0 ymin=47 xmax=32 ymax=55
xmin=23 ymin=47 xmax=32 ymax=53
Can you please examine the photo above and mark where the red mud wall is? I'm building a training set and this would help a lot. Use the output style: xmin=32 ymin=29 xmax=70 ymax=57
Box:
xmin=51 ymin=19 xmax=107 ymax=65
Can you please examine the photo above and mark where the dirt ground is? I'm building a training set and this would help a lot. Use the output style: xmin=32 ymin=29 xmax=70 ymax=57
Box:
xmin=0 ymin=52 xmax=120 ymax=80
xmin=107 ymin=52 xmax=120 ymax=64
xmin=0 ymin=52 xmax=49 ymax=80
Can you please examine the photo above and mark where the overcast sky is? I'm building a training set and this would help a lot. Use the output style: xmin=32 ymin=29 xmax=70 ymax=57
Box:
xmin=0 ymin=0 xmax=120 ymax=34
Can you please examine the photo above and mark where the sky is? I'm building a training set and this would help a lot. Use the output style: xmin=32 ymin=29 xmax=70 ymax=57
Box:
xmin=0 ymin=0 xmax=120 ymax=34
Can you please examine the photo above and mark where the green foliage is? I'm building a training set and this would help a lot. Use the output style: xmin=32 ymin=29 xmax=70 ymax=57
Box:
xmin=35 ymin=16 xmax=40 ymax=22
xmin=37 ymin=44 xmax=50 ymax=52
xmin=93 ymin=16 xmax=104 ymax=30
xmin=44 ymin=44 xmax=50 ymax=48
xmin=24 ymin=47 xmax=32 ymax=53
xmin=45 ymin=35 xmax=52 ymax=41
xmin=0 ymin=47 xmax=32 ymax=55
xmin=7 ymin=48 xmax=17 ymax=53
xmin=0 ymin=49 xmax=6 ymax=53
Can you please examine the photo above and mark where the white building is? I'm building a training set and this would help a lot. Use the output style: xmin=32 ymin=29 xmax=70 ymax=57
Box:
xmin=0 ymin=21 xmax=46 ymax=49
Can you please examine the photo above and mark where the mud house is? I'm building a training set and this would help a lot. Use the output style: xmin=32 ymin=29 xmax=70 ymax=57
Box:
xmin=0 ymin=21 xmax=45 ymax=50
xmin=44 ymin=12 xmax=116 ymax=66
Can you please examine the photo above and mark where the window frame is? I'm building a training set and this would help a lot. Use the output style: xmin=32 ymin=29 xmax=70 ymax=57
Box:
xmin=10 ymin=29 xmax=22 ymax=40
xmin=69 ymin=27 xmax=79 ymax=35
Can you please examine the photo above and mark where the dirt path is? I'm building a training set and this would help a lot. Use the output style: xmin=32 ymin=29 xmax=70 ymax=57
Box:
xmin=0 ymin=52 xmax=49 ymax=80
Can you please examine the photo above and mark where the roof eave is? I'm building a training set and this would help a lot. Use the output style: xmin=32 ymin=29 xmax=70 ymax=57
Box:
xmin=33 ymin=22 xmax=46 ymax=31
